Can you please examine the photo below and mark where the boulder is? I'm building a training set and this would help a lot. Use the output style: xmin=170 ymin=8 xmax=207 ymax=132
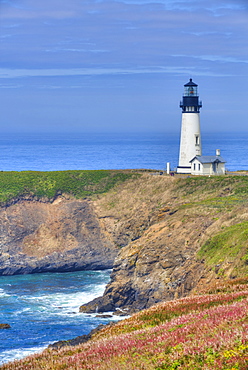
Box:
xmin=0 ymin=324 xmax=10 ymax=329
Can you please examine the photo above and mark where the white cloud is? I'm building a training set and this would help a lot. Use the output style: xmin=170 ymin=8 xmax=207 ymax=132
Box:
xmin=0 ymin=66 xmax=233 ymax=80
xmin=45 ymin=48 xmax=109 ymax=53
xmin=0 ymin=34 xmax=12 ymax=38
xmin=199 ymin=55 xmax=248 ymax=64
xmin=114 ymin=0 xmax=247 ymax=12
xmin=2 ymin=23 xmax=21 ymax=28
xmin=0 ymin=83 xmax=23 ymax=88
xmin=182 ymin=31 xmax=233 ymax=37
xmin=173 ymin=54 xmax=248 ymax=64
xmin=0 ymin=0 xmax=81 ymax=19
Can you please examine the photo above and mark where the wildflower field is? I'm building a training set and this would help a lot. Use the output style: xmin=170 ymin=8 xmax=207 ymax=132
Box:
xmin=2 ymin=278 xmax=247 ymax=370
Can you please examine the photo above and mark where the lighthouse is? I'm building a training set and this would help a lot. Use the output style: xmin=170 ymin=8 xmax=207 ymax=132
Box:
xmin=177 ymin=79 xmax=202 ymax=174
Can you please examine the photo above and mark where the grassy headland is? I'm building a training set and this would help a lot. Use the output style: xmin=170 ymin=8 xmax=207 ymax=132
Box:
xmin=1 ymin=171 xmax=248 ymax=277
xmin=0 ymin=170 xmax=137 ymax=205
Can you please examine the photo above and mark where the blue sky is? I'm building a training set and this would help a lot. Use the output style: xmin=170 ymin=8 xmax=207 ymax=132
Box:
xmin=0 ymin=0 xmax=247 ymax=134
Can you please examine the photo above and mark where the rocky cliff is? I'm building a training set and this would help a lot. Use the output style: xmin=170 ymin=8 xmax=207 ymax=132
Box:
xmin=0 ymin=197 xmax=118 ymax=275
xmin=79 ymin=173 xmax=248 ymax=313
xmin=1 ymin=172 xmax=248 ymax=313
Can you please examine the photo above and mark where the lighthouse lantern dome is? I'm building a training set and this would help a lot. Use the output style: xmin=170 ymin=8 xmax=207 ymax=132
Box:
xmin=184 ymin=78 xmax=198 ymax=97
xmin=180 ymin=78 xmax=202 ymax=113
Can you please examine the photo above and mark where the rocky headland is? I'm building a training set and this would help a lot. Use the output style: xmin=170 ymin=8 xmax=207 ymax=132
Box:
xmin=0 ymin=170 xmax=248 ymax=313
xmin=79 ymin=173 xmax=248 ymax=313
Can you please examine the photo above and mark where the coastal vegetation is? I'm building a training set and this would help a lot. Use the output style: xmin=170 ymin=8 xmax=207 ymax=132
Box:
xmin=174 ymin=175 xmax=248 ymax=278
xmin=1 ymin=278 xmax=247 ymax=369
xmin=93 ymin=173 xmax=248 ymax=278
xmin=198 ymin=221 xmax=248 ymax=276
xmin=0 ymin=170 xmax=136 ymax=204
xmin=1 ymin=172 xmax=248 ymax=368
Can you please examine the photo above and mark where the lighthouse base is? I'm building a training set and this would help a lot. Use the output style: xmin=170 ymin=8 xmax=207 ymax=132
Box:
xmin=177 ymin=166 xmax=191 ymax=174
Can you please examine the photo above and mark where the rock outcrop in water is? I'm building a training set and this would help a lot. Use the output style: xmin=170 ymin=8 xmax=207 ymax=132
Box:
xmin=0 ymin=323 xmax=11 ymax=329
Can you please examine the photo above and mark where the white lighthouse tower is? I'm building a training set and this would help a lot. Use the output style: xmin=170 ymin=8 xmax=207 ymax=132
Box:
xmin=177 ymin=79 xmax=202 ymax=174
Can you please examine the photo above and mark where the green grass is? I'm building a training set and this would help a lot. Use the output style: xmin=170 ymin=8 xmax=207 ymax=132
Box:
xmin=174 ymin=176 xmax=248 ymax=215
xmin=198 ymin=221 xmax=248 ymax=273
xmin=0 ymin=170 xmax=136 ymax=204
xmin=179 ymin=195 xmax=241 ymax=212
xmin=175 ymin=175 xmax=235 ymax=194
xmin=176 ymin=175 xmax=248 ymax=198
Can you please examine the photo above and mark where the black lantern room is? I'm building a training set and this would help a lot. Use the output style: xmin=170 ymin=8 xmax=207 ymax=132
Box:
xmin=180 ymin=78 xmax=202 ymax=113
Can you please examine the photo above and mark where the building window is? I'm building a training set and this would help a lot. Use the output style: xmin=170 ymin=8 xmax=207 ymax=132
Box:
xmin=194 ymin=163 xmax=196 ymax=170
xmin=198 ymin=164 xmax=201 ymax=171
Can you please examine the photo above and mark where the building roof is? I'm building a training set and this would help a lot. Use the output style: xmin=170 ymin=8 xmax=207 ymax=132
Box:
xmin=190 ymin=155 xmax=226 ymax=164
xmin=184 ymin=78 xmax=198 ymax=87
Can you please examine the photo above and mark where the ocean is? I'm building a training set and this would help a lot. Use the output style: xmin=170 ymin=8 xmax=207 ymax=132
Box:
xmin=0 ymin=131 xmax=247 ymax=172
xmin=0 ymin=131 xmax=247 ymax=365
xmin=0 ymin=270 xmax=114 ymax=365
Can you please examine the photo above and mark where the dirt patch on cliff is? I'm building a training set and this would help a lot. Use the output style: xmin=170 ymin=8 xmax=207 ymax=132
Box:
xmin=93 ymin=174 xmax=178 ymax=247
xmin=0 ymin=197 xmax=119 ymax=275
xmin=21 ymin=200 xmax=80 ymax=258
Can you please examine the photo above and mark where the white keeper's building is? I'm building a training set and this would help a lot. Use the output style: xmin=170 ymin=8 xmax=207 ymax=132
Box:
xmin=190 ymin=150 xmax=226 ymax=176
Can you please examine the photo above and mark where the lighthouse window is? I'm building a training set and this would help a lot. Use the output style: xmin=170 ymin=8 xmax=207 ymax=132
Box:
xmin=195 ymin=135 xmax=199 ymax=145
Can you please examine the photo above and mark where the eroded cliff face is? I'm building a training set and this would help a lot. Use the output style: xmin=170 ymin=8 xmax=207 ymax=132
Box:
xmin=0 ymin=197 xmax=119 ymax=275
xmin=1 ymin=173 xmax=247 ymax=312
xmin=79 ymin=214 xmax=210 ymax=313
xmin=79 ymin=174 xmax=248 ymax=313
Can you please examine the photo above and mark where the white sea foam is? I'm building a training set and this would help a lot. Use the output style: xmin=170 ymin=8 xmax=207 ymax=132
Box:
xmin=13 ymin=307 xmax=31 ymax=315
xmin=23 ymin=282 xmax=107 ymax=316
xmin=0 ymin=346 xmax=46 ymax=365
xmin=0 ymin=288 xmax=10 ymax=297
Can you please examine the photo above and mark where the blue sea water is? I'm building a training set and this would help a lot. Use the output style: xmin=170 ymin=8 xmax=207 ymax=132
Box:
xmin=0 ymin=270 xmax=113 ymax=365
xmin=0 ymin=131 xmax=247 ymax=365
xmin=0 ymin=131 xmax=247 ymax=172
